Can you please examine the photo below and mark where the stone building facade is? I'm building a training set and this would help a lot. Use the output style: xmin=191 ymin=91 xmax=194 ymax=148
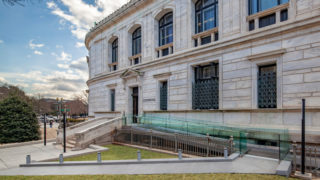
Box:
xmin=85 ymin=0 xmax=320 ymax=143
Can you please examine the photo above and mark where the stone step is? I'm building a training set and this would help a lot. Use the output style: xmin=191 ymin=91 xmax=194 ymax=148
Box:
xmin=67 ymin=139 xmax=76 ymax=145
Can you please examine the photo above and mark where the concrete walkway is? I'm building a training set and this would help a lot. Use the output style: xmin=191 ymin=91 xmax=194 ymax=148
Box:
xmin=0 ymin=141 xmax=108 ymax=171
xmin=0 ymin=155 xmax=280 ymax=176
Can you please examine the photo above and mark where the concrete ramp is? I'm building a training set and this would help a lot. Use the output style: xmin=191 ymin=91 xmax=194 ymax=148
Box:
xmin=56 ymin=116 xmax=122 ymax=150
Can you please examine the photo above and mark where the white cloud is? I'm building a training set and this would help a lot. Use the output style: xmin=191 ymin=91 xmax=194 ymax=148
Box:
xmin=29 ymin=40 xmax=44 ymax=49
xmin=47 ymin=0 xmax=129 ymax=40
xmin=0 ymin=40 xmax=3 ymax=44
xmin=34 ymin=50 xmax=43 ymax=55
xmin=0 ymin=77 xmax=7 ymax=83
xmin=75 ymin=42 xmax=85 ymax=48
xmin=56 ymin=45 xmax=63 ymax=48
xmin=53 ymin=51 xmax=72 ymax=61
xmin=57 ymin=64 xmax=69 ymax=69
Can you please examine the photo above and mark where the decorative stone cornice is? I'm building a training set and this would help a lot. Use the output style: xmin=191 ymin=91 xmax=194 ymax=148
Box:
xmin=85 ymin=0 xmax=147 ymax=49
xmin=247 ymin=49 xmax=287 ymax=61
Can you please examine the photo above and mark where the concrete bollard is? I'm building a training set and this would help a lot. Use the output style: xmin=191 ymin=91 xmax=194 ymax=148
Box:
xmin=26 ymin=155 xmax=31 ymax=164
xmin=137 ymin=150 xmax=141 ymax=161
xmin=59 ymin=154 xmax=64 ymax=164
xmin=224 ymin=147 xmax=228 ymax=158
xmin=178 ymin=149 xmax=182 ymax=160
xmin=97 ymin=152 xmax=101 ymax=163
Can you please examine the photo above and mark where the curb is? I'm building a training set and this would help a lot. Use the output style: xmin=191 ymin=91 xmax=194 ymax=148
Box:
xmin=20 ymin=153 xmax=240 ymax=167
xmin=0 ymin=139 xmax=56 ymax=149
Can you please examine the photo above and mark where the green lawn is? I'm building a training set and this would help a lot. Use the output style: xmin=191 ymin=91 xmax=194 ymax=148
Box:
xmin=0 ymin=174 xmax=297 ymax=180
xmin=63 ymin=144 xmax=176 ymax=161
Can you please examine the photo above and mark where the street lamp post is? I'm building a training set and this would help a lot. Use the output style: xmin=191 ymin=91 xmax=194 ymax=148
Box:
xmin=63 ymin=105 xmax=67 ymax=153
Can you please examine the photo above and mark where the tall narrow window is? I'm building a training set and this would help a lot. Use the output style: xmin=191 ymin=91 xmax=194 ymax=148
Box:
xmin=249 ymin=0 xmax=289 ymax=15
xmin=110 ymin=89 xmax=115 ymax=112
xmin=132 ymin=27 xmax=141 ymax=56
xmin=159 ymin=12 xmax=173 ymax=47
xmin=111 ymin=38 xmax=118 ymax=71
xmin=192 ymin=63 xmax=219 ymax=110
xmin=258 ymin=64 xmax=277 ymax=108
xmin=160 ymin=81 xmax=168 ymax=110
xmin=195 ymin=0 xmax=218 ymax=34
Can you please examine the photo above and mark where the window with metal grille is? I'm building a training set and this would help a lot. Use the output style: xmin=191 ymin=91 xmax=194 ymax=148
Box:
xmin=132 ymin=27 xmax=141 ymax=56
xmin=258 ymin=64 xmax=277 ymax=108
xmin=192 ymin=63 xmax=219 ymax=110
xmin=160 ymin=81 xmax=168 ymax=110
xmin=110 ymin=89 xmax=115 ymax=112
xmin=249 ymin=0 xmax=289 ymax=15
xmin=195 ymin=0 xmax=218 ymax=34
xmin=159 ymin=12 xmax=173 ymax=46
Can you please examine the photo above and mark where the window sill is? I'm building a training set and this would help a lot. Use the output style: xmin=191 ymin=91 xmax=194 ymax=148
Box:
xmin=155 ymin=43 xmax=173 ymax=51
xmin=192 ymin=27 xmax=218 ymax=40
xmin=128 ymin=54 xmax=142 ymax=60
xmin=108 ymin=62 xmax=118 ymax=66
xmin=247 ymin=3 xmax=289 ymax=21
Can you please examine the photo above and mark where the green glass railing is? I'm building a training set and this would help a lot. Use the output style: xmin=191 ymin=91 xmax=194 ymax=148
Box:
xmin=122 ymin=113 xmax=290 ymax=159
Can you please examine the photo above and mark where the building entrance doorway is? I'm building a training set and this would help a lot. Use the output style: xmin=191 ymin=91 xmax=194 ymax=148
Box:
xmin=132 ymin=87 xmax=139 ymax=123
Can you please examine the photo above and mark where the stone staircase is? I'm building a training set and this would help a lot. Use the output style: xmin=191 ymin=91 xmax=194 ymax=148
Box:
xmin=56 ymin=116 xmax=123 ymax=150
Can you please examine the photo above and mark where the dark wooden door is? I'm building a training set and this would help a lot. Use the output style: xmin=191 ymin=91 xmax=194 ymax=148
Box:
xmin=132 ymin=87 xmax=139 ymax=123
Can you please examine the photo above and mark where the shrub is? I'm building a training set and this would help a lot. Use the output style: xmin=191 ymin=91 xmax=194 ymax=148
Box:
xmin=0 ymin=95 xmax=40 ymax=143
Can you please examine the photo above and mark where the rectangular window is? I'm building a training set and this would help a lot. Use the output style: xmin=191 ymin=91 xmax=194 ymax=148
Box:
xmin=110 ymin=89 xmax=115 ymax=112
xmin=280 ymin=9 xmax=288 ymax=22
xmin=192 ymin=63 xmax=219 ymax=110
xmin=249 ymin=0 xmax=289 ymax=15
xmin=160 ymin=81 xmax=168 ymax=111
xmin=162 ymin=48 xmax=169 ymax=57
xmin=249 ymin=20 xmax=255 ymax=31
xmin=258 ymin=64 xmax=277 ymax=109
xmin=259 ymin=13 xmax=276 ymax=28
xmin=201 ymin=36 xmax=211 ymax=45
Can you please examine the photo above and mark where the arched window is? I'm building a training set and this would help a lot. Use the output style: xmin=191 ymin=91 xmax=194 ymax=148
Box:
xmin=195 ymin=0 xmax=218 ymax=34
xmin=249 ymin=0 xmax=289 ymax=15
xmin=112 ymin=38 xmax=118 ymax=63
xmin=132 ymin=27 xmax=141 ymax=56
xmin=159 ymin=12 xmax=173 ymax=46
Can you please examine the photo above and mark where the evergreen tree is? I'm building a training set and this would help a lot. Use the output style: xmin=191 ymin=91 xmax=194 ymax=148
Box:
xmin=0 ymin=95 xmax=40 ymax=143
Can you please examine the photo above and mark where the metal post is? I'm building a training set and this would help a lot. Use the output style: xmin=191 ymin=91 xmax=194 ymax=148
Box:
xmin=137 ymin=150 xmax=141 ymax=161
xmin=278 ymin=134 xmax=281 ymax=161
xmin=178 ymin=149 xmax=182 ymax=160
xmin=206 ymin=133 xmax=209 ymax=157
xmin=131 ymin=126 xmax=133 ymax=144
xmin=301 ymin=99 xmax=306 ymax=174
xmin=224 ymin=147 xmax=228 ymax=158
xmin=44 ymin=114 xmax=46 ymax=146
xmin=63 ymin=112 xmax=66 ymax=153
xmin=97 ymin=152 xmax=101 ymax=163
xmin=150 ymin=130 xmax=153 ymax=148
xmin=175 ymin=133 xmax=177 ymax=152
xmin=59 ymin=154 xmax=63 ymax=164
xmin=26 ymin=155 xmax=31 ymax=164
xmin=230 ymin=136 xmax=234 ymax=153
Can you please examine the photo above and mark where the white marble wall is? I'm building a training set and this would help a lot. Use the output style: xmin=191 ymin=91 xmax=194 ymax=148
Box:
xmin=86 ymin=0 xmax=320 ymax=138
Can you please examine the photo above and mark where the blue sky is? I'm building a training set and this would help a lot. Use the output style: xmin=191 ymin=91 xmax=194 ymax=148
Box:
xmin=0 ymin=0 xmax=128 ymax=99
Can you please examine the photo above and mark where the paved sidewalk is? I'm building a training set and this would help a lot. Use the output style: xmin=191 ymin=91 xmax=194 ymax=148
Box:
xmin=0 ymin=155 xmax=279 ymax=176
xmin=0 ymin=142 xmax=108 ymax=170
